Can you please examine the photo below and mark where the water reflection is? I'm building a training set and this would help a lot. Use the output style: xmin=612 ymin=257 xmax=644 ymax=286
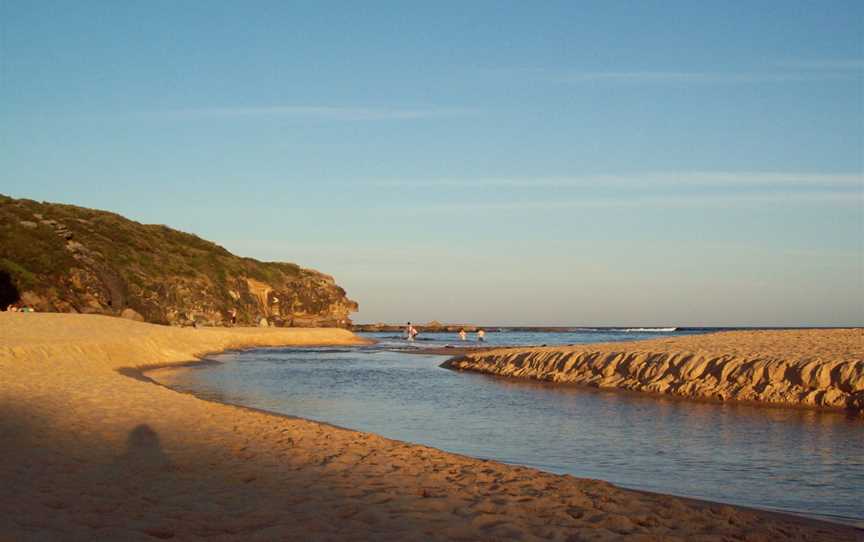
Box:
xmin=155 ymin=348 xmax=864 ymax=527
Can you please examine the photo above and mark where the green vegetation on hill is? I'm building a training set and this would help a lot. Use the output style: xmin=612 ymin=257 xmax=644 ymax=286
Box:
xmin=0 ymin=194 xmax=357 ymax=326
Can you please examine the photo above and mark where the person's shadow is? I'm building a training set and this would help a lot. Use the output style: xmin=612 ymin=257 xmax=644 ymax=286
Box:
xmin=119 ymin=424 xmax=173 ymax=474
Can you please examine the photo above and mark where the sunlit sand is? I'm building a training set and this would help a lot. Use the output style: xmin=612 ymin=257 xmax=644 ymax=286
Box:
xmin=444 ymin=329 xmax=864 ymax=414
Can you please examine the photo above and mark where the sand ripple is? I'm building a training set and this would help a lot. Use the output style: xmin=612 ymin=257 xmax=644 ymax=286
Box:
xmin=443 ymin=329 xmax=864 ymax=414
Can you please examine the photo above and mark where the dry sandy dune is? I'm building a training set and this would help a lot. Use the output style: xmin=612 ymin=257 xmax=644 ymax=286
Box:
xmin=0 ymin=314 xmax=860 ymax=541
xmin=444 ymin=329 xmax=864 ymax=414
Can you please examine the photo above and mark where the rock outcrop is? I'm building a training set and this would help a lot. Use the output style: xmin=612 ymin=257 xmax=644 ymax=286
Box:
xmin=442 ymin=329 xmax=864 ymax=414
xmin=0 ymin=195 xmax=358 ymax=327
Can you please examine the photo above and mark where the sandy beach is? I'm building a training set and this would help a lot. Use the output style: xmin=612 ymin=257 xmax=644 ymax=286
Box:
xmin=444 ymin=329 xmax=864 ymax=414
xmin=1 ymin=314 xmax=860 ymax=541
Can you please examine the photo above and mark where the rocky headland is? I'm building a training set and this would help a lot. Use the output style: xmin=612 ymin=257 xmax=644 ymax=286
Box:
xmin=1 ymin=313 xmax=858 ymax=540
xmin=0 ymin=194 xmax=358 ymax=327
xmin=443 ymin=328 xmax=864 ymax=414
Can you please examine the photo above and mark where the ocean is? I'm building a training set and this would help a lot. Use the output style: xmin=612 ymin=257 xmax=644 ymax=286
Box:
xmin=358 ymin=326 xmax=707 ymax=350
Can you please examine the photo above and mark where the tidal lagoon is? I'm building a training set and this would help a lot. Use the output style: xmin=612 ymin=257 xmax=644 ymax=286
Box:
xmin=156 ymin=333 xmax=864 ymax=528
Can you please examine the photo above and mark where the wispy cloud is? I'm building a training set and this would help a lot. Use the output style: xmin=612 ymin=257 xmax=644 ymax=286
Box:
xmin=367 ymin=172 xmax=862 ymax=213
xmin=370 ymin=172 xmax=863 ymax=189
xmin=775 ymin=59 xmax=864 ymax=71
xmin=402 ymin=191 xmax=861 ymax=213
xmin=149 ymin=105 xmax=477 ymax=121
xmin=547 ymin=59 xmax=862 ymax=84
xmin=562 ymin=71 xmax=856 ymax=84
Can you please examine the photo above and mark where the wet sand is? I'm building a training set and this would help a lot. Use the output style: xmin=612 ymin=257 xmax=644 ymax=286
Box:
xmin=443 ymin=329 xmax=864 ymax=414
xmin=0 ymin=313 xmax=859 ymax=540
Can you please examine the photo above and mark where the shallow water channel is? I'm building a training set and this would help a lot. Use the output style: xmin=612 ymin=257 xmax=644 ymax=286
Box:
xmin=155 ymin=346 xmax=864 ymax=527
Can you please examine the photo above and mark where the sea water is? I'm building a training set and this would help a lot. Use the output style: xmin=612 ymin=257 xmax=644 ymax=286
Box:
xmin=361 ymin=326 xmax=697 ymax=349
xmin=157 ymin=331 xmax=864 ymax=528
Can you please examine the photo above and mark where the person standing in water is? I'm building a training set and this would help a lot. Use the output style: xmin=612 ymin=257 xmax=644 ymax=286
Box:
xmin=458 ymin=328 xmax=467 ymax=341
xmin=405 ymin=322 xmax=419 ymax=342
xmin=477 ymin=328 xmax=486 ymax=342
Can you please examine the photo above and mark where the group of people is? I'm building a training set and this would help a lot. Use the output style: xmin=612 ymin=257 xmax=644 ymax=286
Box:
xmin=461 ymin=328 xmax=486 ymax=342
xmin=404 ymin=323 xmax=486 ymax=342
xmin=4 ymin=303 xmax=36 ymax=312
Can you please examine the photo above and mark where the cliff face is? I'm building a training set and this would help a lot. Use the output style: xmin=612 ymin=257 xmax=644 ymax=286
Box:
xmin=0 ymin=195 xmax=358 ymax=327
xmin=442 ymin=329 xmax=864 ymax=414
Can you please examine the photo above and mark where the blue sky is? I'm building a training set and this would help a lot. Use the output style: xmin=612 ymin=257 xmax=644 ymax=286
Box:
xmin=1 ymin=1 xmax=862 ymax=325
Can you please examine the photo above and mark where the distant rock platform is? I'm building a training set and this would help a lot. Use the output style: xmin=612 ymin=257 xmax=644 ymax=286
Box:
xmin=352 ymin=321 xmax=485 ymax=333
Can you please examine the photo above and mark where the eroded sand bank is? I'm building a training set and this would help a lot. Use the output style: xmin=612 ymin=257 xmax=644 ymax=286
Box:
xmin=1 ymin=314 xmax=859 ymax=541
xmin=443 ymin=329 xmax=864 ymax=414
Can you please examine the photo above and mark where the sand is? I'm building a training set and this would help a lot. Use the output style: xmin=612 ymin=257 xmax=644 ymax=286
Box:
xmin=443 ymin=329 xmax=864 ymax=414
xmin=0 ymin=314 xmax=859 ymax=541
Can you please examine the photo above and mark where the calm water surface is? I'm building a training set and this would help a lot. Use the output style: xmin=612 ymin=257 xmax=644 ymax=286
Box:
xmin=159 ymin=338 xmax=864 ymax=527
xmin=360 ymin=328 xmax=695 ymax=349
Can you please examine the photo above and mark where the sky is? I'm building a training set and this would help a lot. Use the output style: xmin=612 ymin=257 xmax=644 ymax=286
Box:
xmin=1 ymin=1 xmax=862 ymax=326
